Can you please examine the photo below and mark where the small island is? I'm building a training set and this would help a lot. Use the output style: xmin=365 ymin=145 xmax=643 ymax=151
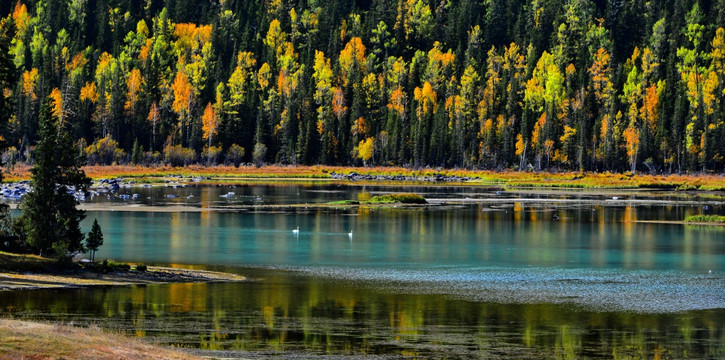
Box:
xmin=684 ymin=215 xmax=725 ymax=225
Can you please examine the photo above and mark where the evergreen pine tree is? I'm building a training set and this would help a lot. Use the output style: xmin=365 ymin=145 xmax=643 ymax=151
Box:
xmin=85 ymin=219 xmax=103 ymax=262
xmin=17 ymin=99 xmax=91 ymax=258
xmin=0 ymin=17 xmax=14 ymax=250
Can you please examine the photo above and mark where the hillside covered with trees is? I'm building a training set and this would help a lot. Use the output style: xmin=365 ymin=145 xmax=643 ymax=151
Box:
xmin=1 ymin=0 xmax=725 ymax=173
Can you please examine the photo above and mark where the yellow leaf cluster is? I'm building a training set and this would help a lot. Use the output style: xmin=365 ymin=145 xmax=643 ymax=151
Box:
xmin=202 ymin=102 xmax=218 ymax=143
xmin=125 ymin=69 xmax=144 ymax=112
xmin=413 ymin=81 xmax=437 ymax=116
xmin=21 ymin=68 xmax=38 ymax=100
xmin=387 ymin=87 xmax=406 ymax=117
xmin=357 ymin=137 xmax=374 ymax=163
xmin=352 ymin=117 xmax=368 ymax=137
xmin=12 ymin=2 xmax=30 ymax=35
xmin=172 ymin=69 xmax=192 ymax=114
xmin=80 ymin=82 xmax=98 ymax=103
xmin=49 ymin=88 xmax=63 ymax=121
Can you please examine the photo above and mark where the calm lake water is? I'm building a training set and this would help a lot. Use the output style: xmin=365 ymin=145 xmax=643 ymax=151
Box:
xmin=2 ymin=184 xmax=724 ymax=358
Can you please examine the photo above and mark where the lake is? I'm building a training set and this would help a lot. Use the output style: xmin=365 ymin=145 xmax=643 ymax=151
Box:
xmin=1 ymin=183 xmax=724 ymax=358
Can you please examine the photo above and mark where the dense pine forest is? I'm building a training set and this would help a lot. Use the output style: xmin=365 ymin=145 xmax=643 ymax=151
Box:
xmin=1 ymin=0 xmax=725 ymax=172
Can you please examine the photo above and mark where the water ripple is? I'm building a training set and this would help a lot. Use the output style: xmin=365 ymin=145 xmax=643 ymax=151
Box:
xmin=257 ymin=265 xmax=725 ymax=313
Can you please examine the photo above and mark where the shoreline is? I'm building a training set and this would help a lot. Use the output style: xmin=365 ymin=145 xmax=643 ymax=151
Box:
xmin=3 ymin=164 xmax=725 ymax=190
xmin=0 ymin=265 xmax=245 ymax=292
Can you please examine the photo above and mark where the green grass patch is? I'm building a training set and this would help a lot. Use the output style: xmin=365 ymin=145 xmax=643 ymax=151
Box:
xmin=327 ymin=200 xmax=360 ymax=205
xmin=369 ymin=193 xmax=427 ymax=204
xmin=684 ymin=215 xmax=725 ymax=224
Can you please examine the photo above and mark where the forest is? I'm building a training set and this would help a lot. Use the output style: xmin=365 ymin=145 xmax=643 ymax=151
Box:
xmin=1 ymin=0 xmax=725 ymax=173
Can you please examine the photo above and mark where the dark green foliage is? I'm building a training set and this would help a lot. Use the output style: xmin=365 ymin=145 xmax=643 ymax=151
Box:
xmin=85 ymin=219 xmax=103 ymax=262
xmin=0 ymin=16 xmax=13 ymax=251
xmin=135 ymin=264 xmax=147 ymax=272
xmin=98 ymin=259 xmax=130 ymax=273
xmin=131 ymin=139 xmax=144 ymax=164
xmin=16 ymin=100 xmax=91 ymax=259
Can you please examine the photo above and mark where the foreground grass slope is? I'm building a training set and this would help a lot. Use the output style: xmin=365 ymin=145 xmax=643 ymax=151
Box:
xmin=0 ymin=319 xmax=199 ymax=360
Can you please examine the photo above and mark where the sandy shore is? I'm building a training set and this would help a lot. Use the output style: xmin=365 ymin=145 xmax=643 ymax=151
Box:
xmin=0 ymin=266 xmax=245 ymax=291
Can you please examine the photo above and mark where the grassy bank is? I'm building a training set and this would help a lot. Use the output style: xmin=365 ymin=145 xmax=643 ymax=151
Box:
xmin=0 ymin=251 xmax=244 ymax=291
xmin=0 ymin=319 xmax=200 ymax=360
xmin=3 ymin=164 xmax=725 ymax=190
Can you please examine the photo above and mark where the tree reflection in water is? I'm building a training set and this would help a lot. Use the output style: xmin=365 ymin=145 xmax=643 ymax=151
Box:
xmin=1 ymin=270 xmax=723 ymax=359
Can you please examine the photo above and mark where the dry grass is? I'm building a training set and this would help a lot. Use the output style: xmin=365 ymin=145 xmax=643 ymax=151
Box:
xmin=0 ymin=319 xmax=200 ymax=360
xmin=3 ymin=164 xmax=725 ymax=190
xmin=0 ymin=251 xmax=59 ymax=273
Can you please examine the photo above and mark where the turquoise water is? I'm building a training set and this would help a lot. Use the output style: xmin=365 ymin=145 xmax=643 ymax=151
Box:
xmin=84 ymin=202 xmax=724 ymax=313
xmin=2 ymin=185 xmax=725 ymax=358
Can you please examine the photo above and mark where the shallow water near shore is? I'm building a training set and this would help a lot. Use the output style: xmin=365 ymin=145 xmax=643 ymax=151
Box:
xmin=2 ymin=184 xmax=725 ymax=358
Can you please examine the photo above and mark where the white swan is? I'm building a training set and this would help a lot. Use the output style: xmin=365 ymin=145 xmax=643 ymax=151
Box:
xmin=292 ymin=226 xmax=299 ymax=234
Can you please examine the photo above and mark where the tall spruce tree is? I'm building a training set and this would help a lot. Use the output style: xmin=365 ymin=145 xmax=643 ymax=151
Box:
xmin=85 ymin=219 xmax=103 ymax=262
xmin=0 ymin=16 xmax=14 ymax=250
xmin=17 ymin=99 xmax=91 ymax=258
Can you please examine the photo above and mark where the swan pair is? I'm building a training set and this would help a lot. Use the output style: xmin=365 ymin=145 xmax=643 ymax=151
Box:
xmin=292 ymin=227 xmax=353 ymax=237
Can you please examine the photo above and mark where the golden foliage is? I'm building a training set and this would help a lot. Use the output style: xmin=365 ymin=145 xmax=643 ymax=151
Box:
xmin=12 ymin=2 xmax=30 ymax=35
xmin=80 ymin=82 xmax=98 ymax=103
xmin=174 ymin=23 xmax=197 ymax=48
xmin=589 ymin=47 xmax=613 ymax=103
xmin=49 ymin=88 xmax=63 ymax=122
xmin=560 ymin=125 xmax=577 ymax=144
xmin=623 ymin=125 xmax=640 ymax=170
xmin=96 ymin=52 xmax=113 ymax=76
xmin=201 ymin=102 xmax=218 ymax=144
xmin=264 ymin=19 xmax=287 ymax=56
xmin=147 ymin=102 xmax=160 ymax=124
xmin=228 ymin=51 xmax=257 ymax=105
xmin=21 ymin=68 xmax=38 ymax=100
xmin=413 ymin=81 xmax=437 ymax=116
xmin=139 ymin=39 xmax=153 ymax=62
xmin=66 ymin=52 xmax=88 ymax=74
xmin=515 ymin=133 xmax=526 ymax=157
xmin=352 ymin=117 xmax=369 ymax=137
xmin=713 ymin=28 xmax=725 ymax=74
xmin=339 ymin=37 xmax=366 ymax=83
xmin=258 ymin=62 xmax=271 ymax=90
xmin=172 ymin=69 xmax=192 ymax=114
xmin=313 ymin=50 xmax=333 ymax=104
xmin=531 ymin=112 xmax=546 ymax=149
xmin=340 ymin=37 xmax=367 ymax=66
xmin=388 ymin=87 xmax=407 ymax=117
xmin=125 ymin=69 xmax=144 ymax=112
xmin=357 ymin=137 xmax=374 ymax=163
